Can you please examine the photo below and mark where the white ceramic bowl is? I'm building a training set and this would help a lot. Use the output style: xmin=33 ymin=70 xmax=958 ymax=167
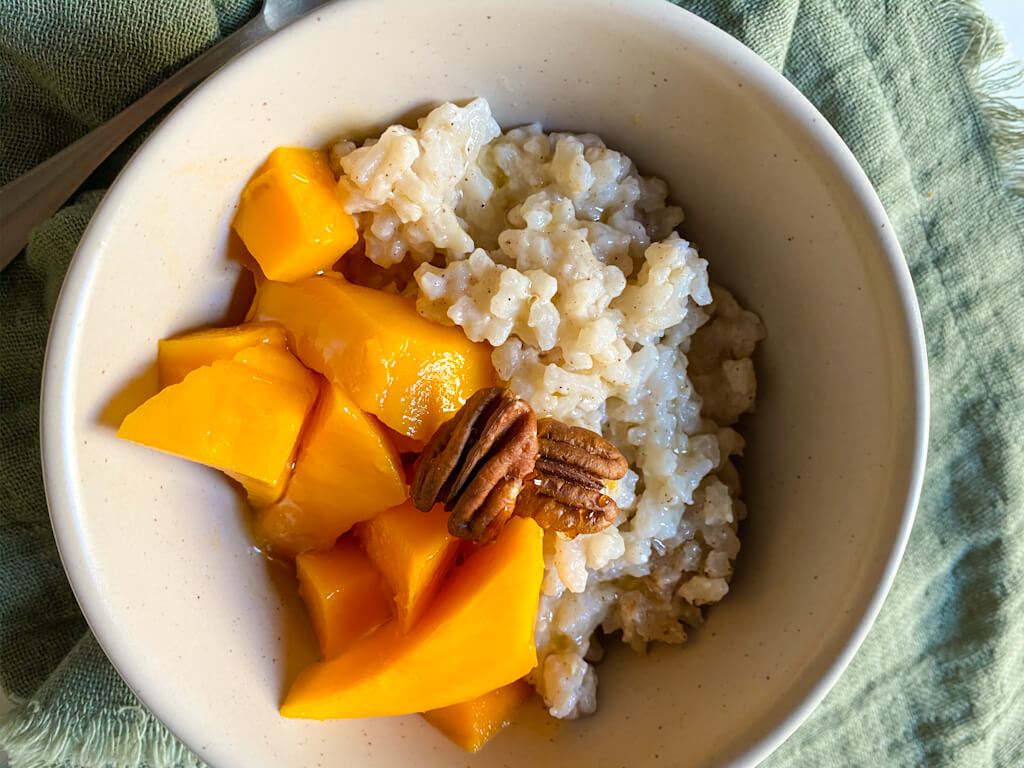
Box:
xmin=42 ymin=0 xmax=928 ymax=765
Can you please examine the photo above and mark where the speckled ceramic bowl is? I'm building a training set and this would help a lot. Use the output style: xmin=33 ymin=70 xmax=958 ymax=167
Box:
xmin=41 ymin=0 xmax=928 ymax=765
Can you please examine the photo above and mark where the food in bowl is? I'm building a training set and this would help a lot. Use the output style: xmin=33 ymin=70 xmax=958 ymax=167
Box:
xmin=116 ymin=98 xmax=764 ymax=751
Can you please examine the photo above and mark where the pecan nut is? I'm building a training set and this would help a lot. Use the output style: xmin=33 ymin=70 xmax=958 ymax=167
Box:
xmin=515 ymin=418 xmax=628 ymax=538
xmin=411 ymin=388 xmax=538 ymax=542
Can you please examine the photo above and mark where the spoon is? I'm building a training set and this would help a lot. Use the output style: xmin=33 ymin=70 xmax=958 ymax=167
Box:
xmin=0 ymin=0 xmax=331 ymax=271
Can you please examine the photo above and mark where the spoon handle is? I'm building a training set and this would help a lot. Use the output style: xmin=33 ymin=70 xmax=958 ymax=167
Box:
xmin=0 ymin=13 xmax=271 ymax=271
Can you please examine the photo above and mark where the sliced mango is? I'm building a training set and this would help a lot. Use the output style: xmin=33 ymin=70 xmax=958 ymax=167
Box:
xmin=157 ymin=321 xmax=288 ymax=388
xmin=281 ymin=516 xmax=544 ymax=719
xmin=117 ymin=345 xmax=318 ymax=502
xmin=355 ymin=500 xmax=460 ymax=632
xmin=296 ymin=537 xmax=394 ymax=659
xmin=225 ymin=344 xmax=322 ymax=504
xmin=373 ymin=417 xmax=426 ymax=455
xmin=233 ymin=147 xmax=358 ymax=283
xmin=422 ymin=680 xmax=533 ymax=753
xmin=250 ymin=273 xmax=494 ymax=442
xmin=254 ymin=380 xmax=407 ymax=558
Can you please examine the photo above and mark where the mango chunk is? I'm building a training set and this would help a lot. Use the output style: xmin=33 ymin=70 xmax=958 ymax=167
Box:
xmin=355 ymin=500 xmax=460 ymax=632
xmin=250 ymin=273 xmax=494 ymax=442
xmin=226 ymin=345 xmax=322 ymax=504
xmin=373 ymin=418 xmax=426 ymax=455
xmin=422 ymin=680 xmax=533 ymax=753
xmin=254 ymin=381 xmax=407 ymax=558
xmin=117 ymin=345 xmax=318 ymax=501
xmin=280 ymin=516 xmax=544 ymax=719
xmin=157 ymin=322 xmax=288 ymax=388
xmin=296 ymin=537 xmax=394 ymax=659
xmin=233 ymin=147 xmax=358 ymax=282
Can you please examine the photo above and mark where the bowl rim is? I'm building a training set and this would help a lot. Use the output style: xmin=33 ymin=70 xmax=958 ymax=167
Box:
xmin=40 ymin=0 xmax=930 ymax=765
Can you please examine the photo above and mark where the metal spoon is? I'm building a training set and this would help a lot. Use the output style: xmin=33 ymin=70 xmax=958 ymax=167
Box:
xmin=0 ymin=0 xmax=331 ymax=270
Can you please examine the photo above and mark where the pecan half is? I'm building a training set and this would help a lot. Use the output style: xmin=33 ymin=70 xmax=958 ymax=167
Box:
xmin=411 ymin=388 xmax=538 ymax=542
xmin=515 ymin=418 xmax=628 ymax=537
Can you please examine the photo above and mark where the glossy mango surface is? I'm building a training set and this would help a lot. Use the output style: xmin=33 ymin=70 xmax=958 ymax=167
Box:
xmin=118 ymin=345 xmax=318 ymax=503
xmin=255 ymin=380 xmax=406 ymax=558
xmin=355 ymin=500 xmax=460 ymax=632
xmin=251 ymin=273 xmax=494 ymax=441
xmin=421 ymin=680 xmax=532 ymax=753
xmin=157 ymin=322 xmax=288 ymax=388
xmin=233 ymin=147 xmax=358 ymax=282
xmin=280 ymin=517 xmax=544 ymax=719
xmin=296 ymin=536 xmax=394 ymax=659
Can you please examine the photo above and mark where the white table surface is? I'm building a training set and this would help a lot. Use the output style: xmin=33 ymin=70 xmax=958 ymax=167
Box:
xmin=989 ymin=0 xmax=1024 ymax=53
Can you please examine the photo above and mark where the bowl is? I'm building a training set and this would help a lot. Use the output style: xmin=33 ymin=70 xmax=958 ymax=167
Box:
xmin=41 ymin=0 xmax=929 ymax=765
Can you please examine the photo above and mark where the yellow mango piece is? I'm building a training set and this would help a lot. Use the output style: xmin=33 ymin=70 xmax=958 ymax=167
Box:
xmin=251 ymin=273 xmax=494 ymax=442
xmin=281 ymin=516 xmax=544 ymax=719
xmin=296 ymin=537 xmax=394 ymax=659
xmin=157 ymin=322 xmax=288 ymax=388
xmin=254 ymin=381 xmax=407 ymax=558
xmin=373 ymin=418 xmax=426 ymax=455
xmin=226 ymin=345 xmax=322 ymax=504
xmin=421 ymin=680 xmax=533 ymax=753
xmin=233 ymin=147 xmax=358 ymax=283
xmin=117 ymin=345 xmax=318 ymax=498
xmin=355 ymin=500 xmax=460 ymax=632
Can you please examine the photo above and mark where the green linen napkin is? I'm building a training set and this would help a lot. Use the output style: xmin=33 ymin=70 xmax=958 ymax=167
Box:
xmin=2 ymin=0 xmax=1022 ymax=765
